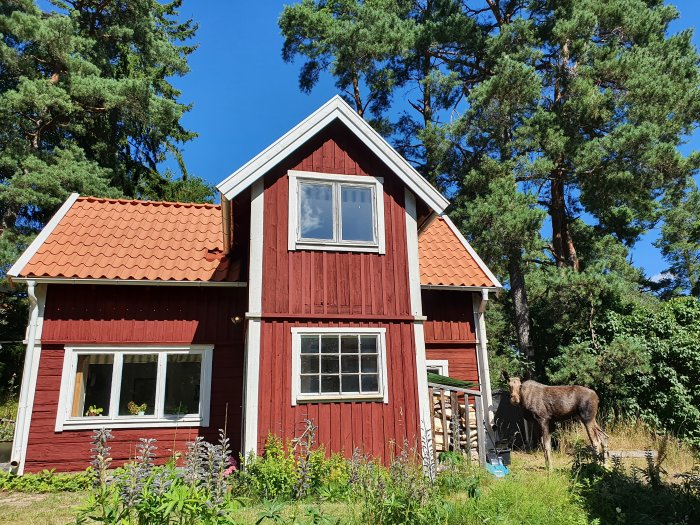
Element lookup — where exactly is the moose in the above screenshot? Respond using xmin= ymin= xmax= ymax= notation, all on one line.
xmin=503 ymin=372 xmax=607 ymax=471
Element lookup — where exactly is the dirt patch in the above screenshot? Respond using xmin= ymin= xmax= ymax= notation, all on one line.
xmin=0 ymin=492 xmax=47 ymax=507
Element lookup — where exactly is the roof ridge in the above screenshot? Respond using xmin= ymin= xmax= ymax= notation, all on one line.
xmin=78 ymin=196 xmax=221 ymax=210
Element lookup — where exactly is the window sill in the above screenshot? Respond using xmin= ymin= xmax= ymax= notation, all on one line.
xmin=295 ymin=393 xmax=387 ymax=405
xmin=292 ymin=242 xmax=383 ymax=254
xmin=59 ymin=416 xmax=206 ymax=431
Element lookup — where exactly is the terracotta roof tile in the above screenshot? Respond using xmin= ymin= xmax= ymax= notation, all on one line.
xmin=20 ymin=197 xmax=238 ymax=282
xmin=418 ymin=217 xmax=496 ymax=288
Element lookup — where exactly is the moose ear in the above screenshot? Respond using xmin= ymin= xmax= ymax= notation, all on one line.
xmin=501 ymin=370 xmax=510 ymax=382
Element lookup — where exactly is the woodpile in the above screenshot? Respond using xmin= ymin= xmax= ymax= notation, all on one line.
xmin=431 ymin=390 xmax=478 ymax=459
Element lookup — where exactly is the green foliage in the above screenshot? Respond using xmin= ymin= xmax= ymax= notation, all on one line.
xmin=549 ymin=296 xmax=700 ymax=446
xmin=573 ymin=447 xmax=700 ymax=525
xmin=0 ymin=468 xmax=92 ymax=492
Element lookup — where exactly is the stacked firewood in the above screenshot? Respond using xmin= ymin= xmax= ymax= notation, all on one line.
xmin=431 ymin=392 xmax=478 ymax=459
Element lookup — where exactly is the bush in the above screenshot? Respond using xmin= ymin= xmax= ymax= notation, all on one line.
xmin=75 ymin=429 xmax=243 ymax=525
xmin=0 ymin=468 xmax=92 ymax=492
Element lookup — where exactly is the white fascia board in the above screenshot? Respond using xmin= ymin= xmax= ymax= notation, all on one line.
xmin=7 ymin=193 xmax=80 ymax=279
xmin=10 ymin=277 xmax=247 ymax=287
xmin=217 ymin=96 xmax=450 ymax=214
xmin=441 ymin=215 xmax=503 ymax=288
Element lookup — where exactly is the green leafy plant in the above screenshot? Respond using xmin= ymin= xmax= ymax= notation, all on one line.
xmin=85 ymin=405 xmax=104 ymax=417
xmin=0 ymin=469 xmax=92 ymax=493
xmin=127 ymin=401 xmax=148 ymax=415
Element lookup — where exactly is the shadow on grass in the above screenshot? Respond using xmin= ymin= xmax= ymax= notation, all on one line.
xmin=574 ymin=460 xmax=700 ymax=525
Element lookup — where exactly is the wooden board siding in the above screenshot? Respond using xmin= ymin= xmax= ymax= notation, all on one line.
xmin=423 ymin=290 xmax=479 ymax=385
xmin=25 ymin=284 xmax=246 ymax=473
xmin=256 ymin=123 xmax=420 ymax=463
xmin=257 ymin=320 xmax=420 ymax=462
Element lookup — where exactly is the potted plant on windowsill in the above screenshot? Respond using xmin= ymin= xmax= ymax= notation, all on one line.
xmin=85 ymin=405 xmax=104 ymax=417
xmin=128 ymin=401 xmax=147 ymax=416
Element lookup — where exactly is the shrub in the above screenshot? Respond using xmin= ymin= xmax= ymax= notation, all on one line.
xmin=240 ymin=435 xmax=298 ymax=501
xmin=0 ymin=468 xmax=92 ymax=492
xmin=75 ymin=428 xmax=243 ymax=525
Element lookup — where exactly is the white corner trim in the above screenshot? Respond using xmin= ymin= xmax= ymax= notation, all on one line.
xmin=54 ymin=345 xmax=213 ymax=432
xmin=290 ymin=327 xmax=389 ymax=406
xmin=8 ymin=193 xmax=80 ymax=278
xmin=287 ymin=170 xmax=385 ymax=254
xmin=405 ymin=188 xmax=432 ymax=448
xmin=425 ymin=359 xmax=450 ymax=377
xmin=243 ymin=179 xmax=265 ymax=458
xmin=472 ymin=293 xmax=494 ymax=426
xmin=12 ymin=282 xmax=47 ymax=474
xmin=217 ymin=96 xmax=449 ymax=214
xmin=441 ymin=215 xmax=503 ymax=289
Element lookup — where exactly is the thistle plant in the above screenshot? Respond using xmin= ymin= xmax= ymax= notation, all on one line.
xmin=292 ymin=418 xmax=318 ymax=499
xmin=118 ymin=438 xmax=157 ymax=509
xmin=184 ymin=436 xmax=206 ymax=487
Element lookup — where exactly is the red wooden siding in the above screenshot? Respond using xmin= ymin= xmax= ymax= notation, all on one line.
xmin=422 ymin=290 xmax=479 ymax=385
xmin=25 ymin=284 xmax=246 ymax=473
xmin=257 ymin=321 xmax=420 ymax=461
xmin=257 ymin=123 xmax=420 ymax=462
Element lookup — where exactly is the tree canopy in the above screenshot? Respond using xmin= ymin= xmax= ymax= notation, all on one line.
xmin=280 ymin=0 xmax=700 ymax=438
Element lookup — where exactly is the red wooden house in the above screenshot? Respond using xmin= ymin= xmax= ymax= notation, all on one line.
xmin=7 ymin=97 xmax=501 ymax=474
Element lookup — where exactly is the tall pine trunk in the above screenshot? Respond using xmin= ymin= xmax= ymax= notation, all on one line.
xmin=508 ymin=250 xmax=533 ymax=359
xmin=550 ymin=169 xmax=579 ymax=270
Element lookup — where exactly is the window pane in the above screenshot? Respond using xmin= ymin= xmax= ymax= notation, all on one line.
xmin=341 ymin=186 xmax=374 ymax=242
xmin=361 ymin=355 xmax=378 ymax=373
xmin=301 ymin=355 xmax=319 ymax=373
xmin=164 ymin=354 xmax=201 ymax=416
xmin=341 ymin=374 xmax=360 ymax=393
xmin=301 ymin=375 xmax=319 ymax=394
xmin=72 ymin=354 xmax=113 ymax=417
xmin=341 ymin=355 xmax=359 ymax=373
xmin=361 ymin=374 xmax=379 ymax=393
xmin=119 ymin=354 xmax=157 ymax=416
xmin=299 ymin=183 xmax=333 ymax=240
xmin=320 ymin=336 xmax=339 ymax=353
xmin=321 ymin=375 xmax=340 ymax=393
xmin=321 ymin=355 xmax=339 ymax=373
xmin=301 ymin=336 xmax=319 ymax=354
xmin=340 ymin=335 xmax=358 ymax=353
xmin=360 ymin=336 xmax=377 ymax=353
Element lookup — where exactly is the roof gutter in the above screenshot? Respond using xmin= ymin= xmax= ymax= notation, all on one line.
xmin=420 ymin=284 xmax=501 ymax=292
xmin=10 ymin=277 xmax=247 ymax=287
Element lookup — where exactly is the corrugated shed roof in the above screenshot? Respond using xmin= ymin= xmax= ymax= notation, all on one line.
xmin=19 ymin=197 xmax=239 ymax=282
xmin=418 ymin=216 xmax=497 ymax=288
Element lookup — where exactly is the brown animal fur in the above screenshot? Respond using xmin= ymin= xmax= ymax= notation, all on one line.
xmin=505 ymin=375 xmax=607 ymax=471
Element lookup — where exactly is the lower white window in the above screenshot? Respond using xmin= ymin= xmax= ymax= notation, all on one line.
xmin=291 ymin=327 xmax=388 ymax=405
xmin=426 ymin=359 xmax=449 ymax=377
xmin=56 ymin=345 xmax=213 ymax=431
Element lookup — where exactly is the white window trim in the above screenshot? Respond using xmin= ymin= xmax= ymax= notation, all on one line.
xmin=291 ymin=327 xmax=388 ymax=405
xmin=426 ymin=359 xmax=450 ymax=377
xmin=55 ymin=345 xmax=213 ymax=431
xmin=287 ymin=170 xmax=386 ymax=254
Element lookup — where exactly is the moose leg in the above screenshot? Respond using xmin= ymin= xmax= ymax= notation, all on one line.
xmin=582 ymin=419 xmax=600 ymax=455
xmin=537 ymin=418 xmax=552 ymax=471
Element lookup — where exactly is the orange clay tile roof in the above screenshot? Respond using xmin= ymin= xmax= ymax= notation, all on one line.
xmin=19 ymin=197 xmax=238 ymax=282
xmin=418 ymin=216 xmax=497 ymax=288
xmin=18 ymin=197 xmax=496 ymax=287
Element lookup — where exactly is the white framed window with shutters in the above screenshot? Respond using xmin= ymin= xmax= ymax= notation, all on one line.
xmin=287 ymin=170 xmax=385 ymax=253
xmin=54 ymin=345 xmax=213 ymax=431
xmin=291 ymin=327 xmax=389 ymax=405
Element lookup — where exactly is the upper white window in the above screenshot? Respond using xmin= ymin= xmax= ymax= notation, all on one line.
xmin=426 ymin=359 xmax=449 ymax=377
xmin=291 ymin=327 xmax=388 ymax=405
xmin=55 ymin=345 xmax=213 ymax=431
xmin=288 ymin=171 xmax=386 ymax=253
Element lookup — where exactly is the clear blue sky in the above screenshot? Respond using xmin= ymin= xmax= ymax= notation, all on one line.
xmin=170 ymin=2 xmax=698 ymax=278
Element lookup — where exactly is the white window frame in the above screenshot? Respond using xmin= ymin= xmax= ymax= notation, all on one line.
xmin=291 ymin=327 xmax=389 ymax=405
xmin=55 ymin=345 xmax=213 ymax=431
xmin=288 ymin=170 xmax=386 ymax=254
xmin=426 ymin=359 xmax=450 ymax=377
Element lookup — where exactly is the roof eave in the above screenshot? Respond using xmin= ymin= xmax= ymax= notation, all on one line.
xmin=216 ymin=96 xmax=449 ymax=214
xmin=9 ymin=277 xmax=247 ymax=287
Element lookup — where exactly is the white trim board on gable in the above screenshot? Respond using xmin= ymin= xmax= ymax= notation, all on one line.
xmin=8 ymin=193 xmax=80 ymax=279
xmin=217 ymin=96 xmax=450 ymax=214
xmin=440 ymin=215 xmax=503 ymax=289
